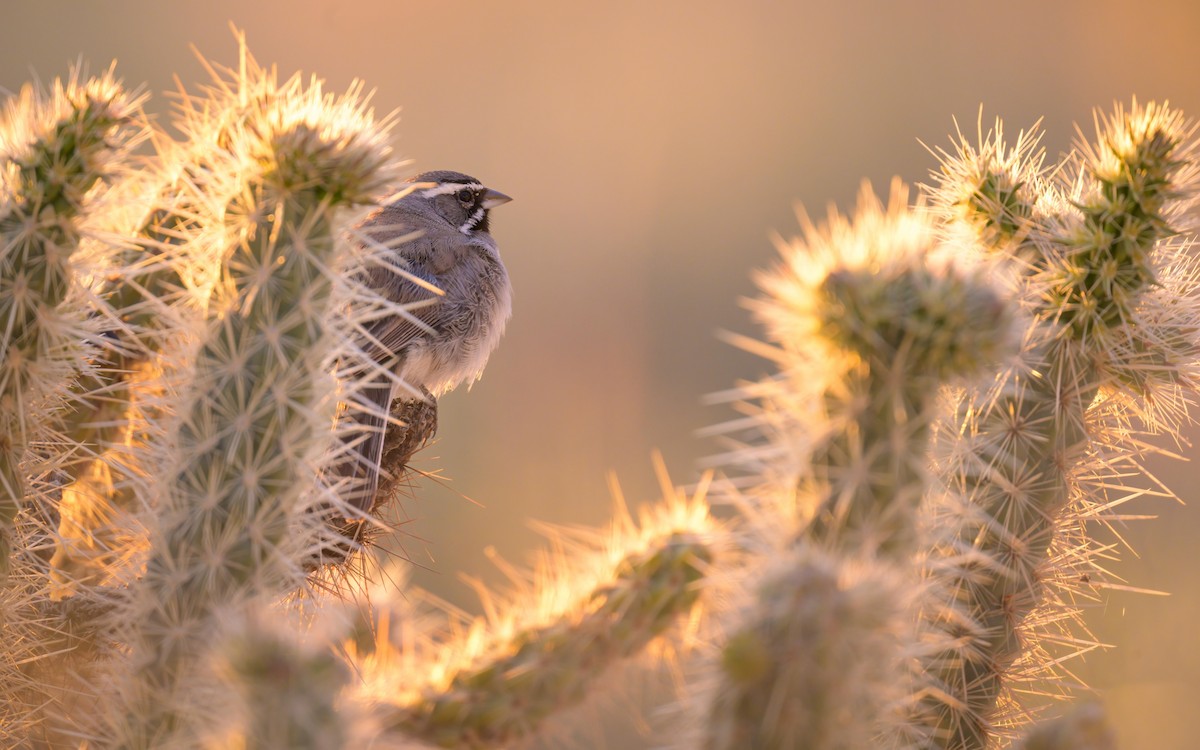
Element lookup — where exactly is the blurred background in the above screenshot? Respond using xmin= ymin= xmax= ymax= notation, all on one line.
xmin=4 ymin=2 xmax=1200 ymax=746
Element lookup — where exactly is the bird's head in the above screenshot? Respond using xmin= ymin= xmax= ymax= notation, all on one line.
xmin=408 ymin=170 xmax=512 ymax=235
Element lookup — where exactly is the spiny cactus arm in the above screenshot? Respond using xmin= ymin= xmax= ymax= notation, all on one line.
xmin=48 ymin=178 xmax=211 ymax=594
xmin=919 ymin=101 xmax=1200 ymax=748
xmin=0 ymin=69 xmax=141 ymax=581
xmin=1048 ymin=101 xmax=1198 ymax=338
xmin=702 ymin=181 xmax=1013 ymax=749
xmin=111 ymin=50 xmax=399 ymax=748
xmin=1053 ymin=102 xmax=1200 ymax=406
xmin=0 ymin=584 xmax=111 ymax=746
xmin=927 ymin=115 xmax=1053 ymax=271
xmin=356 ymin=487 xmax=714 ymax=750
xmin=384 ymin=533 xmax=711 ymax=749
xmin=749 ymin=180 xmax=1012 ymax=556
xmin=917 ymin=341 xmax=1092 ymax=747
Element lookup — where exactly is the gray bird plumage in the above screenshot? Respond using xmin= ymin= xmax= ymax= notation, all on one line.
xmin=338 ymin=170 xmax=512 ymax=512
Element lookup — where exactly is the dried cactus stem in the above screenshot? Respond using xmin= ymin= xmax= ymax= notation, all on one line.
xmin=376 ymin=394 xmax=439 ymax=501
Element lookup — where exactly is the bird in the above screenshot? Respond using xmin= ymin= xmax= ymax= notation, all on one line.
xmin=337 ymin=170 xmax=513 ymax=514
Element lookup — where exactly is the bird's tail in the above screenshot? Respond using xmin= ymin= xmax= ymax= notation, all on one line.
xmin=333 ymin=376 xmax=394 ymax=515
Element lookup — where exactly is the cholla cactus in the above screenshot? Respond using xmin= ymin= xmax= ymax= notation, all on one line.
xmin=108 ymin=49 xmax=401 ymax=746
xmin=762 ymin=182 xmax=1013 ymax=555
xmin=356 ymin=475 xmax=717 ymax=749
xmin=47 ymin=157 xmax=200 ymax=597
xmin=917 ymin=102 xmax=1200 ymax=747
xmin=703 ymin=546 xmax=913 ymax=749
xmin=0 ymin=69 xmax=148 ymax=746
xmin=0 ymin=69 xmax=143 ymax=580
xmin=700 ymin=183 xmax=1013 ymax=749
xmin=387 ymin=531 xmax=712 ymax=749
xmin=0 ymin=35 xmax=1197 ymax=750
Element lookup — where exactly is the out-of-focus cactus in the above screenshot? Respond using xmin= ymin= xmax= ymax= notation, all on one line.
xmin=215 ymin=612 xmax=352 ymax=750
xmin=0 ymin=69 xmax=142 ymax=581
xmin=775 ymin=183 xmax=1012 ymax=556
xmin=388 ymin=532 xmax=710 ymax=748
xmin=47 ymin=170 xmax=200 ymax=597
xmin=703 ymin=546 xmax=913 ymax=749
xmin=700 ymin=183 xmax=1013 ymax=749
xmin=0 ymin=36 xmax=1196 ymax=750
xmin=1012 ymin=704 xmax=1116 ymax=750
xmin=356 ymin=479 xmax=716 ymax=749
xmin=0 ymin=69 xmax=148 ymax=746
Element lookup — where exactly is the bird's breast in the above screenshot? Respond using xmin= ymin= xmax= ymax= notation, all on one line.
xmin=403 ymin=240 xmax=512 ymax=395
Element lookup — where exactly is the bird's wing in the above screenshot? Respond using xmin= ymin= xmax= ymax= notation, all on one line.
xmin=334 ymin=230 xmax=450 ymax=520
xmin=356 ymin=237 xmax=447 ymax=367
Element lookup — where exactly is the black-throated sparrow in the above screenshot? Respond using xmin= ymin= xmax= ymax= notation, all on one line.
xmin=338 ymin=170 xmax=512 ymax=512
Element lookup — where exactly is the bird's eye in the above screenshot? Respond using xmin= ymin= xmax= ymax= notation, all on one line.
xmin=456 ymin=188 xmax=475 ymax=204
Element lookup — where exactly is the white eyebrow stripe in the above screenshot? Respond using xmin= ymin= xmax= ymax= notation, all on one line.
xmin=420 ymin=182 xmax=484 ymax=198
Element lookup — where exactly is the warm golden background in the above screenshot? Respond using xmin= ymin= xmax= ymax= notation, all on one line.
xmin=5 ymin=2 xmax=1200 ymax=746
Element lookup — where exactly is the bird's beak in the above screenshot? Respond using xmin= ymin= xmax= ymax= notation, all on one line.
xmin=481 ymin=188 xmax=513 ymax=209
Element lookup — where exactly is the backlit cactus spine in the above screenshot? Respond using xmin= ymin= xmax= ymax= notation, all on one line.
xmin=918 ymin=102 xmax=1200 ymax=747
xmin=111 ymin=54 xmax=399 ymax=747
